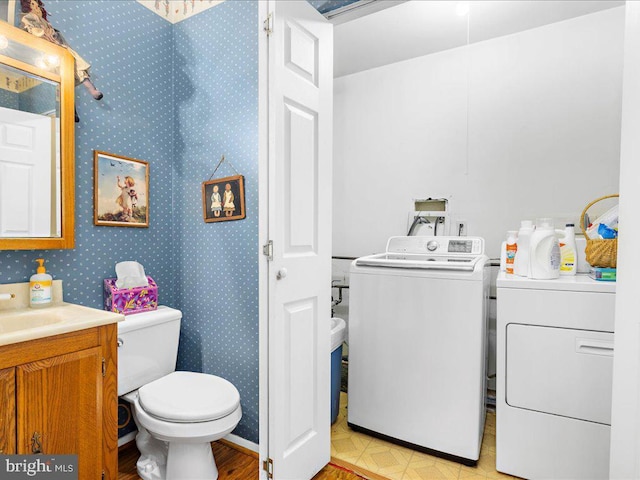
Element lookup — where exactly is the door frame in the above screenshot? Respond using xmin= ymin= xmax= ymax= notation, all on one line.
xmin=258 ymin=1 xmax=270 ymax=479
xmin=609 ymin=2 xmax=640 ymax=477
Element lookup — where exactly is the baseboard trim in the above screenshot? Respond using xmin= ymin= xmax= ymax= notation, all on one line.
xmin=222 ymin=434 xmax=259 ymax=456
xmin=118 ymin=432 xmax=137 ymax=449
xmin=116 ymin=430 xmax=258 ymax=458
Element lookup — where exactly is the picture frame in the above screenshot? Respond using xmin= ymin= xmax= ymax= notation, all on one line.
xmin=202 ymin=174 xmax=246 ymax=223
xmin=93 ymin=150 xmax=149 ymax=228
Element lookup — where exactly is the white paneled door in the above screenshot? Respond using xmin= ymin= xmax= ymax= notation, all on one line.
xmin=267 ymin=1 xmax=333 ymax=479
xmin=0 ymin=107 xmax=52 ymax=237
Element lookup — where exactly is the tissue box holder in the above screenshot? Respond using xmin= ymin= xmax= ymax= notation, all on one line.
xmin=103 ymin=276 xmax=158 ymax=315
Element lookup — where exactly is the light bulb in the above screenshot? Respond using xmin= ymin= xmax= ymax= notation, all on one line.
xmin=45 ymin=54 xmax=59 ymax=67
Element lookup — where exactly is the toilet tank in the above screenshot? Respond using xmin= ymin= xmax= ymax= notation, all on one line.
xmin=117 ymin=306 xmax=182 ymax=396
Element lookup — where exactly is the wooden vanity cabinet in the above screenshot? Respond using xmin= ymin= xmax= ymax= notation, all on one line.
xmin=0 ymin=324 xmax=117 ymax=479
xmin=0 ymin=367 xmax=16 ymax=454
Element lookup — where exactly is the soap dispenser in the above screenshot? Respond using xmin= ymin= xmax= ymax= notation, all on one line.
xmin=30 ymin=258 xmax=52 ymax=308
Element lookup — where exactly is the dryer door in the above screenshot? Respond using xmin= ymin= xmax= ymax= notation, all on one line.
xmin=506 ymin=323 xmax=614 ymax=425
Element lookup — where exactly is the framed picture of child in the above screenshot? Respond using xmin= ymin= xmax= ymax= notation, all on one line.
xmin=93 ymin=151 xmax=149 ymax=227
xmin=202 ymin=174 xmax=245 ymax=223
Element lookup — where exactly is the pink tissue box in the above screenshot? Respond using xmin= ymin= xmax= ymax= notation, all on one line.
xmin=103 ymin=276 xmax=158 ymax=315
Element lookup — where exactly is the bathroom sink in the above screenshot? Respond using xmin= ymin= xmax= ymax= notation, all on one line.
xmin=0 ymin=303 xmax=123 ymax=346
xmin=0 ymin=308 xmax=64 ymax=333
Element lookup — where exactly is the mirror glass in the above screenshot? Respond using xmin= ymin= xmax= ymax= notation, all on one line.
xmin=0 ymin=63 xmax=60 ymax=237
xmin=0 ymin=22 xmax=74 ymax=249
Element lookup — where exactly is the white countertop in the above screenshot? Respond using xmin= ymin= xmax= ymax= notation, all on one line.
xmin=497 ymin=271 xmax=616 ymax=293
xmin=0 ymin=302 xmax=124 ymax=347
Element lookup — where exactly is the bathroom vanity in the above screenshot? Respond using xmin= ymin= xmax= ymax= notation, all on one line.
xmin=0 ymin=297 xmax=122 ymax=480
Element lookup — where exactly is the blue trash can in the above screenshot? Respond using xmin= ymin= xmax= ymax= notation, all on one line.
xmin=330 ymin=317 xmax=346 ymax=424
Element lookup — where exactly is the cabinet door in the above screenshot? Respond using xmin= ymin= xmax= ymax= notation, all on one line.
xmin=0 ymin=367 xmax=15 ymax=454
xmin=16 ymin=347 xmax=103 ymax=479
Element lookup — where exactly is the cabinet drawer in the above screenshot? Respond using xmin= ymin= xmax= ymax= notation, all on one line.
xmin=506 ymin=324 xmax=613 ymax=425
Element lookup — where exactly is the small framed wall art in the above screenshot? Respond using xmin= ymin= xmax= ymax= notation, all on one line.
xmin=94 ymin=150 xmax=149 ymax=227
xmin=202 ymin=174 xmax=246 ymax=223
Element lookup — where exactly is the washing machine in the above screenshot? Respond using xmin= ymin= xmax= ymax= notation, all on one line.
xmin=496 ymin=272 xmax=616 ymax=479
xmin=348 ymin=236 xmax=490 ymax=465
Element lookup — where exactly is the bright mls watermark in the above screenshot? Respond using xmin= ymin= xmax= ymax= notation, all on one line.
xmin=0 ymin=455 xmax=77 ymax=479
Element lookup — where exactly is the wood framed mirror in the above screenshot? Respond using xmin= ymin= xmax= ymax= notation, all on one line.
xmin=0 ymin=21 xmax=75 ymax=250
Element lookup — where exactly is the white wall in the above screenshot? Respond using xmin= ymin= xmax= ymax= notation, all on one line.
xmin=333 ymin=7 xmax=624 ymax=259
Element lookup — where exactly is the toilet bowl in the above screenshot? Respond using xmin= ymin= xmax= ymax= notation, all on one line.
xmin=117 ymin=307 xmax=242 ymax=480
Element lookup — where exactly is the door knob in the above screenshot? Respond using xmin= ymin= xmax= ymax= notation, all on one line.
xmin=276 ymin=268 xmax=288 ymax=280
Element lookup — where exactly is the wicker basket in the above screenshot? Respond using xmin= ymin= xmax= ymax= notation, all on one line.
xmin=580 ymin=194 xmax=619 ymax=268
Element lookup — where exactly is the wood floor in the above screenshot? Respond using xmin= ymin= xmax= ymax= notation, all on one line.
xmin=118 ymin=440 xmax=366 ymax=480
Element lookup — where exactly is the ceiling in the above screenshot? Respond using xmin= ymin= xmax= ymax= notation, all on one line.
xmin=333 ymin=0 xmax=625 ymax=77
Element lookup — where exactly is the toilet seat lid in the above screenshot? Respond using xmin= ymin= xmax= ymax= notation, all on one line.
xmin=138 ymin=371 xmax=240 ymax=423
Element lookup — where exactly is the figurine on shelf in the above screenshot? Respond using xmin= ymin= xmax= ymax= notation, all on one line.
xmin=19 ymin=0 xmax=103 ymax=121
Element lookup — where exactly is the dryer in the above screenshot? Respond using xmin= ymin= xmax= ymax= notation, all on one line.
xmin=348 ymin=236 xmax=490 ymax=465
xmin=496 ymin=273 xmax=616 ymax=479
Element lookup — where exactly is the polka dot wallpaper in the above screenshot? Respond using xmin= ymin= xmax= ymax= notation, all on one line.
xmin=0 ymin=89 xmax=19 ymax=110
xmin=0 ymin=0 xmax=260 ymax=443
xmin=173 ymin=1 xmax=259 ymax=443
xmin=0 ymin=1 xmax=176 ymax=309
xmin=20 ymin=82 xmax=58 ymax=116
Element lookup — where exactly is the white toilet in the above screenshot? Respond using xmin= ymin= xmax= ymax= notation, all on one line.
xmin=117 ymin=306 xmax=242 ymax=480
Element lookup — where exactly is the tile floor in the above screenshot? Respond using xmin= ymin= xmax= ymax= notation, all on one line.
xmin=331 ymin=393 xmax=520 ymax=480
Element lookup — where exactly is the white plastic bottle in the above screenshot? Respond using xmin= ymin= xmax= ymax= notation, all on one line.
xmin=529 ymin=218 xmax=561 ymax=280
xmin=505 ymin=230 xmax=518 ymax=275
xmin=30 ymin=258 xmax=52 ymax=308
xmin=514 ymin=220 xmax=534 ymax=277
xmin=557 ymin=223 xmax=577 ymax=276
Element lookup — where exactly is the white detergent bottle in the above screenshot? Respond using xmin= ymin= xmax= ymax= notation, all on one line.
xmin=557 ymin=223 xmax=577 ymax=276
xmin=529 ymin=218 xmax=561 ymax=280
xmin=514 ymin=220 xmax=534 ymax=277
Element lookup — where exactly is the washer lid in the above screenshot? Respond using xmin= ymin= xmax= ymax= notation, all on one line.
xmin=138 ymin=371 xmax=240 ymax=423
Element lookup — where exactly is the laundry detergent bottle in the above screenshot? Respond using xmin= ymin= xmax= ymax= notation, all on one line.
xmin=514 ymin=220 xmax=534 ymax=277
xmin=505 ymin=230 xmax=518 ymax=275
xmin=529 ymin=218 xmax=561 ymax=280
xmin=557 ymin=223 xmax=577 ymax=276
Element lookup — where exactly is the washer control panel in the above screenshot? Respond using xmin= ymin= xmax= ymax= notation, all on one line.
xmin=386 ymin=236 xmax=485 ymax=256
